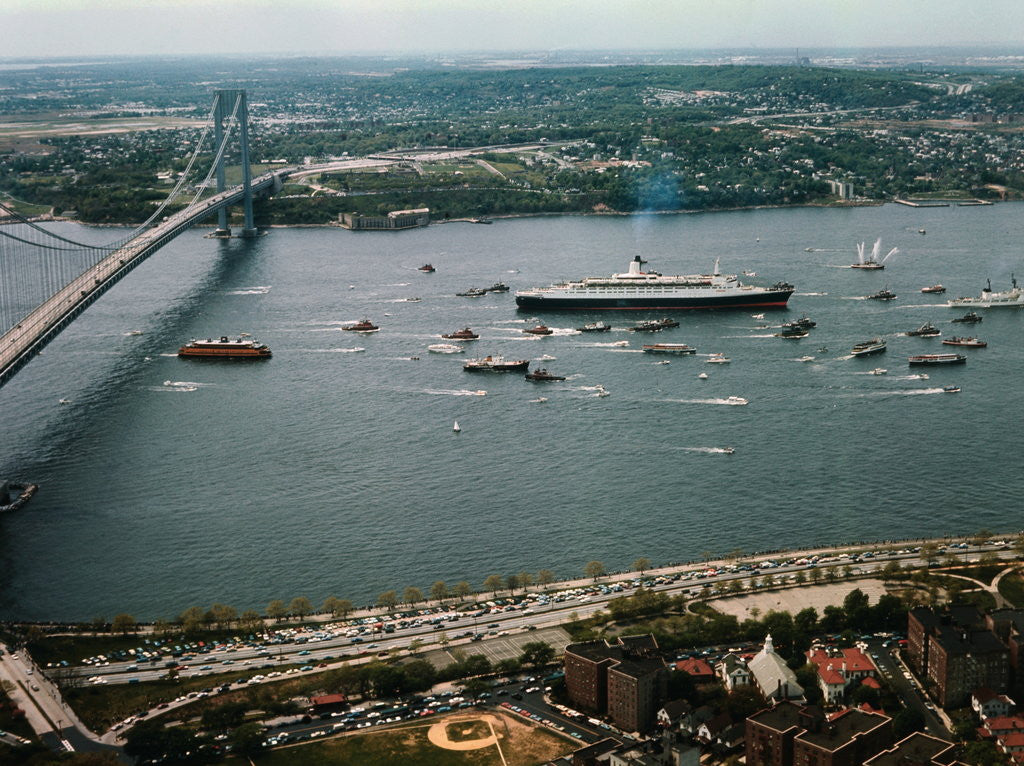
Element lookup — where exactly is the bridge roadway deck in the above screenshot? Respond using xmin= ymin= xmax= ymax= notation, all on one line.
xmin=0 ymin=170 xmax=292 ymax=388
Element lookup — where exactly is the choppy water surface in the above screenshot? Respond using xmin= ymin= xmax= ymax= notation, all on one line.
xmin=2 ymin=204 xmax=1022 ymax=620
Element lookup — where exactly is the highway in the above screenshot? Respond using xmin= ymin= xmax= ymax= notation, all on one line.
xmin=60 ymin=539 xmax=1015 ymax=691
xmin=12 ymin=536 xmax=1016 ymax=748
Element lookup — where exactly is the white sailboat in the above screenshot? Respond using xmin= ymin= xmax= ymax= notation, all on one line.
xmin=453 ymin=420 xmax=461 ymax=433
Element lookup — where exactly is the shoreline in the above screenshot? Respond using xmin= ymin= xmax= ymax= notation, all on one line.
xmin=0 ymin=528 xmax=1009 ymax=627
xmin=28 ymin=198 xmax=890 ymax=229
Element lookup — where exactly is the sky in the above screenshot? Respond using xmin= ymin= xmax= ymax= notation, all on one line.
xmin=4 ymin=0 xmax=1024 ymax=59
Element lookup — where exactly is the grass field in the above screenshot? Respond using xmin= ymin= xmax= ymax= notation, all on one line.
xmin=249 ymin=711 xmax=572 ymax=766
xmin=999 ymin=571 xmax=1024 ymax=607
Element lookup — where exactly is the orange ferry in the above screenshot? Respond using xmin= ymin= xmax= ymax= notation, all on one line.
xmin=178 ymin=336 xmax=272 ymax=359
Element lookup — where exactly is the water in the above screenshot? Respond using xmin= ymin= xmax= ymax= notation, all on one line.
xmin=1 ymin=204 xmax=1021 ymax=621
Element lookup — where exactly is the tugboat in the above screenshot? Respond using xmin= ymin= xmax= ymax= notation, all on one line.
xmin=178 ymin=336 xmax=273 ymax=358
xmin=851 ymin=238 xmax=896 ymax=269
xmin=942 ymin=336 xmax=987 ymax=348
xmin=343 ymin=319 xmax=379 ymax=333
xmin=418 ymin=264 xmax=436 ymax=273
xmin=654 ymin=318 xmax=680 ymax=329
xmin=525 ymin=368 xmax=567 ymax=381
xmin=866 ymin=289 xmax=897 ymax=301
xmin=921 ymin=285 xmax=946 ymax=294
xmin=456 ymin=287 xmax=488 ymax=297
xmin=486 ymin=283 xmax=510 ymax=293
xmin=951 ymin=311 xmax=983 ymax=323
xmin=577 ymin=321 xmax=612 ymax=332
xmin=441 ymin=328 xmax=479 ymax=341
xmin=851 ymin=338 xmax=887 ymax=356
xmin=906 ymin=322 xmax=941 ymax=337
xmin=523 ymin=325 xmax=553 ymax=336
xmin=464 ymin=355 xmax=530 ymax=372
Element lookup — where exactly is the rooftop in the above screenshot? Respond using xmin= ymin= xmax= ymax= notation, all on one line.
xmin=796 ymin=708 xmax=890 ymax=750
xmin=864 ymin=732 xmax=958 ymax=766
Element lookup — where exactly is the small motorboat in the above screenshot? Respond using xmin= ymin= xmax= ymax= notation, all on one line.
xmin=775 ymin=327 xmax=809 ymax=339
xmin=524 ymin=325 xmax=553 ymax=336
xmin=698 ymin=372 xmax=709 ymax=379
xmin=418 ymin=264 xmax=436 ymax=272
xmin=344 ymin=318 xmax=379 ymax=333
xmin=943 ymin=385 xmax=961 ymax=393
xmin=725 ymin=396 xmax=748 ymax=405
xmin=428 ymin=344 xmax=464 ymax=354
xmin=785 ymin=316 xmax=816 ymax=329
xmin=921 ymin=285 xmax=946 ymax=294
xmin=531 ymin=397 xmax=548 ymax=403
xmin=595 ymin=386 xmax=610 ymax=398
xmin=525 ymin=368 xmax=566 ymax=382
xmin=906 ymin=322 xmax=940 ymax=337
xmin=642 ymin=343 xmax=695 ymax=354
xmin=951 ymin=311 xmax=983 ymax=323
xmin=942 ymin=336 xmax=987 ymax=348
xmin=870 ymin=368 xmax=887 ymax=375
xmin=706 ymin=353 xmax=731 ymax=364
xmin=58 ymin=398 xmax=72 ymax=404
xmin=722 ymin=447 xmax=736 ymax=454
xmin=798 ymin=356 xmax=816 ymax=363
xmin=577 ymin=321 xmax=612 ymax=332
xmin=442 ymin=328 xmax=479 ymax=340
xmin=751 ymin=313 xmax=765 ymax=320
xmin=866 ymin=289 xmax=897 ymax=301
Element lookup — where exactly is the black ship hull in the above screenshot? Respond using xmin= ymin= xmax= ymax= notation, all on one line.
xmin=515 ymin=288 xmax=794 ymax=311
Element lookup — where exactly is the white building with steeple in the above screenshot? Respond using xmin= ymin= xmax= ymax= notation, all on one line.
xmin=747 ymin=634 xmax=804 ymax=702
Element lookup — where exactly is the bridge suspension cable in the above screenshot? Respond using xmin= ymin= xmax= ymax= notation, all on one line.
xmin=0 ymin=93 xmax=243 ymax=338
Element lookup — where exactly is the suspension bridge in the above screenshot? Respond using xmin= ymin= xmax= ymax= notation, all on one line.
xmin=0 ymin=89 xmax=295 ymax=389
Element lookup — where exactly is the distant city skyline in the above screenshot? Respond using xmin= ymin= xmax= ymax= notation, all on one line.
xmin=4 ymin=0 xmax=1024 ymax=59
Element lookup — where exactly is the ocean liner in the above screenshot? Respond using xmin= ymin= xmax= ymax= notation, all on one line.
xmin=514 ymin=257 xmax=794 ymax=311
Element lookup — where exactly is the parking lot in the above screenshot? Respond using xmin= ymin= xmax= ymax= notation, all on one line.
xmin=422 ymin=627 xmax=572 ymax=670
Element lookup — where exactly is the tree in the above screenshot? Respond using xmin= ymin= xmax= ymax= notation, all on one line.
xmin=431 ymin=581 xmax=448 ymax=603
xmin=378 ymin=590 xmax=399 ymax=611
xmin=322 ymin=596 xmax=343 ymax=616
xmin=585 ymin=560 xmax=606 ymax=580
xmin=231 ymin=722 xmax=266 ymax=758
xmin=537 ymin=569 xmax=556 ymax=588
xmin=404 ymin=586 xmax=424 ymax=605
xmin=520 ymin=641 xmax=556 ymax=668
xmin=267 ymin=600 xmax=287 ymax=622
xmin=239 ymin=610 xmax=263 ymax=632
xmin=334 ymin=598 xmax=354 ymax=619
xmin=289 ymin=596 xmax=313 ymax=620
xmin=632 ymin=557 xmax=651 ymax=574
xmin=506 ymin=574 xmax=521 ymax=593
xmin=408 ymin=638 xmax=425 ymax=654
xmin=972 ymin=529 xmax=993 ymax=548
xmin=892 ymin=707 xmax=925 ymax=739
xmin=111 ymin=614 xmax=137 ymax=636
xmin=454 ymin=581 xmax=472 ymax=599
xmin=484 ymin=574 xmax=504 ymax=594
xmin=794 ymin=569 xmax=807 ymax=584
xmin=179 ymin=605 xmax=206 ymax=635
xmin=517 ymin=571 xmax=534 ymax=590
xmin=920 ymin=543 xmax=940 ymax=566
xmin=210 ymin=603 xmax=237 ymax=629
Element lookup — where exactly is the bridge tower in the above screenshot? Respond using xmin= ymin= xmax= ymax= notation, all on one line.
xmin=212 ymin=89 xmax=258 ymax=238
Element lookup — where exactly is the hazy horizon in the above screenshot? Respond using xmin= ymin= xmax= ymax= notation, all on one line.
xmin=5 ymin=0 xmax=1024 ymax=59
